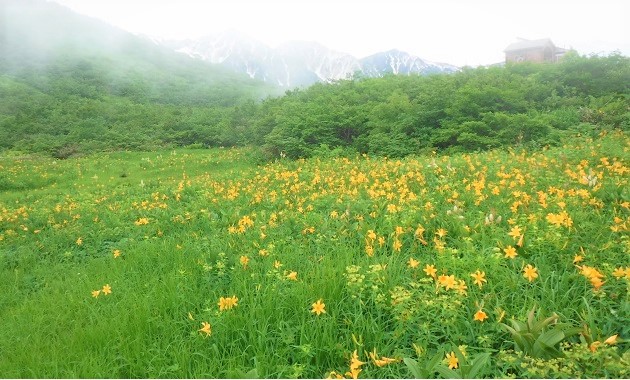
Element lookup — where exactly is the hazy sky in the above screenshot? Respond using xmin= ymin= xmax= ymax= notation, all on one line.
xmin=51 ymin=0 xmax=629 ymax=67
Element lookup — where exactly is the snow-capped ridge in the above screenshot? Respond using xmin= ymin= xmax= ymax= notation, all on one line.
xmin=156 ymin=32 xmax=459 ymax=87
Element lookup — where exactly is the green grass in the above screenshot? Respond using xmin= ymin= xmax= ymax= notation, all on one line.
xmin=0 ymin=134 xmax=628 ymax=378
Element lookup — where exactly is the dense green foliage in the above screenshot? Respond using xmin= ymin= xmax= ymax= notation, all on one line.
xmin=1 ymin=2 xmax=629 ymax=159
xmin=0 ymin=0 xmax=277 ymax=156
xmin=2 ymin=47 xmax=628 ymax=158
xmin=253 ymin=53 xmax=629 ymax=158
xmin=0 ymin=133 xmax=628 ymax=377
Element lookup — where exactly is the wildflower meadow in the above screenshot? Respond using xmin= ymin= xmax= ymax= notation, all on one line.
xmin=0 ymin=132 xmax=628 ymax=378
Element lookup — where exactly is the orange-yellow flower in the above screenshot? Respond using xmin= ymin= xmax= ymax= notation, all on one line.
xmin=327 ymin=371 xmax=344 ymax=379
xmin=508 ymin=225 xmax=522 ymax=240
xmin=311 ymin=299 xmax=326 ymax=316
xmin=286 ymin=271 xmax=298 ymax=281
xmin=198 ymin=321 xmax=212 ymax=337
xmin=604 ymin=334 xmax=618 ymax=345
xmin=369 ymin=348 xmax=398 ymax=367
xmin=590 ymin=276 xmax=605 ymax=290
xmin=516 ymin=233 xmax=525 ymax=247
xmin=523 ymin=264 xmax=538 ymax=282
xmin=134 ymin=217 xmax=149 ymax=225
xmin=91 ymin=290 xmax=101 ymax=298
xmin=344 ymin=349 xmax=366 ymax=379
xmin=438 ymin=274 xmax=457 ymax=290
xmin=612 ymin=267 xmax=626 ymax=279
xmin=424 ymin=264 xmax=437 ymax=278
xmin=446 ymin=351 xmax=459 ymax=369
xmin=580 ymin=265 xmax=604 ymax=280
xmin=414 ymin=225 xmax=427 ymax=245
xmin=76 ymin=237 xmax=83 ymax=246
xmin=474 ymin=309 xmax=488 ymax=322
xmin=408 ymin=258 xmax=420 ymax=269
xmin=470 ymin=270 xmax=487 ymax=287
xmin=102 ymin=284 xmax=112 ymax=295
xmin=573 ymin=254 xmax=584 ymax=264
xmin=218 ymin=295 xmax=238 ymax=311
xmin=455 ymin=280 xmax=468 ymax=295
xmin=113 ymin=249 xmax=121 ymax=258
xmin=504 ymin=246 xmax=518 ymax=259
xmin=239 ymin=255 xmax=249 ymax=268
xmin=345 ymin=367 xmax=361 ymax=380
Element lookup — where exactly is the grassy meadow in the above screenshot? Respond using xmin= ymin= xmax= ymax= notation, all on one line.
xmin=0 ymin=132 xmax=628 ymax=378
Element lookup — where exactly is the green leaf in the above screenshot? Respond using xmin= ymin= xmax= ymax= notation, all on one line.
xmin=427 ymin=350 xmax=446 ymax=372
xmin=453 ymin=346 xmax=467 ymax=365
xmin=532 ymin=313 xmax=558 ymax=333
xmin=561 ymin=326 xmax=584 ymax=339
xmin=467 ymin=353 xmax=491 ymax=379
xmin=527 ymin=305 xmax=537 ymax=330
xmin=435 ymin=365 xmax=461 ymax=379
xmin=404 ymin=350 xmax=445 ymax=378
xmin=244 ymin=367 xmax=259 ymax=379
xmin=536 ymin=328 xmax=566 ymax=348
xmin=403 ymin=357 xmax=424 ymax=379
xmin=510 ymin=319 xmax=528 ymax=333
xmin=499 ymin=323 xmax=517 ymax=335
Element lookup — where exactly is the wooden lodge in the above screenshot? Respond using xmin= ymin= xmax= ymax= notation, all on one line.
xmin=504 ymin=38 xmax=568 ymax=63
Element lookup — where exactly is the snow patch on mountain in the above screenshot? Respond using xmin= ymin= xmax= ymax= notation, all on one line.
xmin=157 ymin=31 xmax=459 ymax=87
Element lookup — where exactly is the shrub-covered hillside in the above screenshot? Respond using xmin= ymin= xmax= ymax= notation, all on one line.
xmin=1 ymin=1 xmax=628 ymax=158
xmin=0 ymin=0 xmax=277 ymax=156
xmin=253 ymin=53 xmax=629 ymax=158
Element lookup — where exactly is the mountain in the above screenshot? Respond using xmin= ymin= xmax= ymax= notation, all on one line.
xmin=160 ymin=32 xmax=361 ymax=87
xmin=360 ymin=49 xmax=459 ymax=77
xmin=0 ymin=0 xmax=277 ymax=154
xmin=162 ymin=32 xmax=459 ymax=88
xmin=1 ymin=0 xmax=275 ymax=105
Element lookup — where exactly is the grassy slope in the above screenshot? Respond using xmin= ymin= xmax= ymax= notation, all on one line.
xmin=0 ymin=133 xmax=628 ymax=378
xmin=1 ymin=0 xmax=274 ymax=104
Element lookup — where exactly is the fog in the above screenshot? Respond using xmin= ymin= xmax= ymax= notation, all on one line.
xmin=49 ymin=0 xmax=630 ymax=67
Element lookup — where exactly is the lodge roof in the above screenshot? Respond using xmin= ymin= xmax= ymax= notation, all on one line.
xmin=504 ymin=38 xmax=555 ymax=52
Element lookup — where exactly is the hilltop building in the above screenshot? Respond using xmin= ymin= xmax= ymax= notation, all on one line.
xmin=504 ymin=38 xmax=568 ymax=63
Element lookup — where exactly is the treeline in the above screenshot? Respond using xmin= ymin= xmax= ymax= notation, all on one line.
xmin=251 ymin=52 xmax=629 ymax=158
xmin=1 ymin=52 xmax=628 ymax=158
xmin=1 ymin=0 xmax=275 ymax=157
xmin=0 ymin=51 xmax=273 ymax=156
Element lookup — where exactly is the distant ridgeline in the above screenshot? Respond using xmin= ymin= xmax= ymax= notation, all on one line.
xmin=1 ymin=0 xmax=628 ymax=158
xmin=161 ymin=32 xmax=460 ymax=88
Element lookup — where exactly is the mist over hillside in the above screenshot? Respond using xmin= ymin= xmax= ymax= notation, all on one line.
xmin=1 ymin=0 xmax=277 ymax=105
xmin=0 ymin=0 xmax=280 ymax=154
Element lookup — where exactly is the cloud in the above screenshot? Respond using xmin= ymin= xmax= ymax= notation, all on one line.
xmin=52 ymin=0 xmax=630 ymax=67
